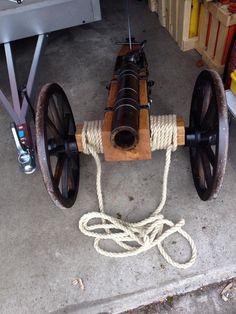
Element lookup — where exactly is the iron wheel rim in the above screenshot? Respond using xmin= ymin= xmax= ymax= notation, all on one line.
xmin=36 ymin=83 xmax=80 ymax=208
xmin=189 ymin=70 xmax=228 ymax=201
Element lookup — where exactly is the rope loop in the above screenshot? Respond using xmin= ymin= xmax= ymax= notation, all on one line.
xmin=78 ymin=114 xmax=197 ymax=269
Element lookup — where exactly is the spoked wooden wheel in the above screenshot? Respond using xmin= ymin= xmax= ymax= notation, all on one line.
xmin=36 ymin=83 xmax=80 ymax=209
xmin=188 ymin=70 xmax=228 ymax=201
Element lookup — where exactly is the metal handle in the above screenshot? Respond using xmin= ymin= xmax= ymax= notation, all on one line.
xmin=11 ymin=123 xmax=31 ymax=164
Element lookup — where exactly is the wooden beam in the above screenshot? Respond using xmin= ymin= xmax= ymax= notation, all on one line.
xmin=177 ymin=116 xmax=185 ymax=146
xmin=206 ymin=15 xmax=219 ymax=59
xmin=102 ymin=79 xmax=152 ymax=161
xmin=76 ymin=115 xmax=186 ymax=154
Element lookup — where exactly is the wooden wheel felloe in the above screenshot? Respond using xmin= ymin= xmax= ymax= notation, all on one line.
xmin=36 ymin=83 xmax=80 ymax=209
xmin=187 ymin=70 xmax=229 ymax=201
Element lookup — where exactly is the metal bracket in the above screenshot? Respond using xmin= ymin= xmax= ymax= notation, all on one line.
xmin=11 ymin=123 xmax=36 ymax=174
xmin=0 ymin=33 xmax=48 ymax=174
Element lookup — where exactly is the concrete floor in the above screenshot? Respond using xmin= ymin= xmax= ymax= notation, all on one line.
xmin=0 ymin=1 xmax=236 ymax=313
xmin=125 ymin=280 xmax=236 ymax=314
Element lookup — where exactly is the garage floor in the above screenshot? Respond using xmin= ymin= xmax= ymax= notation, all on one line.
xmin=0 ymin=1 xmax=236 ymax=313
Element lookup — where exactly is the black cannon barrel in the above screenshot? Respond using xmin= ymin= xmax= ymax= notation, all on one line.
xmin=111 ymin=62 xmax=140 ymax=150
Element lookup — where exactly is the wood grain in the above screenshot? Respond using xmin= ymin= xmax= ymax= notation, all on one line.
xmin=102 ymin=79 xmax=152 ymax=161
xmin=75 ymin=44 xmax=186 ymax=156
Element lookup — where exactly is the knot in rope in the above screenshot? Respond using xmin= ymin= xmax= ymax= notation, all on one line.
xmin=79 ymin=114 xmax=197 ymax=269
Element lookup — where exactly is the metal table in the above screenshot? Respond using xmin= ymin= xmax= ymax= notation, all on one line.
xmin=0 ymin=0 xmax=101 ymax=174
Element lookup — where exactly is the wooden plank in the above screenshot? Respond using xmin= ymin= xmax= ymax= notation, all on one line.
xmin=171 ymin=0 xmax=179 ymax=41
xmin=102 ymin=79 xmax=152 ymax=161
xmin=118 ymin=44 xmax=140 ymax=56
xmin=75 ymin=124 xmax=84 ymax=152
xmin=222 ymin=25 xmax=236 ymax=65
xmin=177 ymin=117 xmax=185 ymax=146
xmin=168 ymin=0 xmax=173 ymax=36
xmin=218 ymin=5 xmax=233 ymax=27
xmin=202 ymin=51 xmax=225 ymax=74
xmin=76 ymin=115 xmax=186 ymax=152
xmin=206 ymin=15 xmax=219 ymax=58
xmin=196 ymin=3 xmax=209 ymax=54
xmin=170 ymin=0 xmax=176 ymax=38
xmin=182 ymin=0 xmax=192 ymax=41
xmin=178 ymin=0 xmax=192 ymax=49
xmin=207 ymin=2 xmax=236 ymax=27
xmin=165 ymin=0 xmax=170 ymax=33
xmin=214 ymin=23 xmax=229 ymax=66
xmin=139 ymin=79 xmax=149 ymax=105
xmin=158 ymin=0 xmax=166 ymax=27
xmin=182 ymin=36 xmax=198 ymax=51
xmin=207 ymin=2 xmax=218 ymax=21
xmin=197 ymin=2 xmax=236 ymax=70
xmin=177 ymin=0 xmax=185 ymax=47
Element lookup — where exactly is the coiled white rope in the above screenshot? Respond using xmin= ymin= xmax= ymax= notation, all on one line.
xmin=78 ymin=115 xmax=197 ymax=269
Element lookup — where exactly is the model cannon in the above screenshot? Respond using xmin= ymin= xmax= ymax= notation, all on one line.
xmin=36 ymin=42 xmax=229 ymax=209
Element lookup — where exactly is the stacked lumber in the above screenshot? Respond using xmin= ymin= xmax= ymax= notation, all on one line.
xmin=196 ymin=1 xmax=236 ymax=74
xmin=153 ymin=0 xmax=205 ymax=51
xmin=148 ymin=1 xmax=236 ymax=74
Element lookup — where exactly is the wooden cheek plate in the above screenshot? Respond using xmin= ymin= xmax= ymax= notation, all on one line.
xmin=76 ymin=78 xmax=185 ymax=161
xmin=76 ymin=45 xmax=185 ymax=161
xmin=102 ymin=79 xmax=152 ymax=161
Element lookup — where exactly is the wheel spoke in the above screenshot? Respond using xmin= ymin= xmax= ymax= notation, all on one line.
xmin=55 ymin=92 xmax=65 ymax=117
xmin=68 ymin=160 xmax=76 ymax=192
xmin=64 ymin=113 xmax=71 ymax=134
xmin=47 ymin=117 xmax=64 ymax=139
xmin=201 ymin=98 xmax=216 ymax=129
xmin=61 ymin=157 xmax=69 ymax=198
xmin=49 ymin=97 xmax=65 ymax=133
xmin=199 ymin=147 xmax=213 ymax=189
xmin=200 ymin=84 xmax=212 ymax=123
xmin=53 ymin=94 xmax=64 ymax=117
xmin=192 ymin=83 xmax=211 ymax=127
xmin=202 ymin=145 xmax=215 ymax=166
xmin=54 ymin=155 xmax=65 ymax=187
xmin=195 ymin=148 xmax=206 ymax=189
xmin=192 ymin=103 xmax=201 ymax=128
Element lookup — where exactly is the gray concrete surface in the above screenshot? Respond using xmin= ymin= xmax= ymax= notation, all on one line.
xmin=124 ymin=280 xmax=236 ymax=314
xmin=0 ymin=1 xmax=236 ymax=313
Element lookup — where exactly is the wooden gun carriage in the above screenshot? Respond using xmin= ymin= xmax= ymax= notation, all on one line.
xmin=35 ymin=40 xmax=229 ymax=209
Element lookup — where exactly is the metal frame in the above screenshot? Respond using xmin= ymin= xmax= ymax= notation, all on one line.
xmin=0 ymin=34 xmax=47 ymax=173
xmin=0 ymin=34 xmax=47 ymax=123
xmin=0 ymin=0 xmax=101 ymax=174
xmin=0 ymin=0 xmax=101 ymax=44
